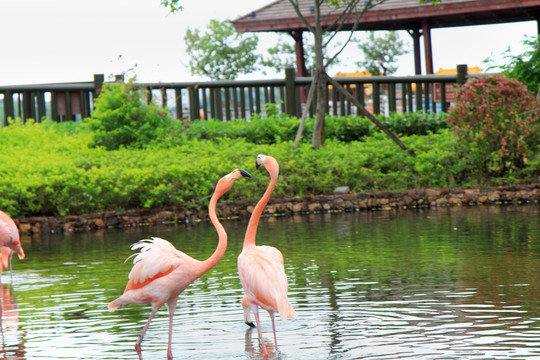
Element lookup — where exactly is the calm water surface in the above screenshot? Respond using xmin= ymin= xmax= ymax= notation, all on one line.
xmin=2 ymin=205 xmax=540 ymax=359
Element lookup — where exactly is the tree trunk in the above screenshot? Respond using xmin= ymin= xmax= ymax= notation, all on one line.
xmin=312 ymin=70 xmax=327 ymax=149
xmin=293 ymin=78 xmax=317 ymax=150
xmin=311 ymin=1 xmax=326 ymax=150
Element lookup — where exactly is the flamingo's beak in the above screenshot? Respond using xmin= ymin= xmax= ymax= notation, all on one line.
xmin=239 ymin=169 xmax=252 ymax=178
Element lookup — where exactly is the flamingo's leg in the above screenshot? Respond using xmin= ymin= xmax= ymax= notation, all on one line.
xmin=166 ymin=299 xmax=178 ymax=359
xmin=250 ymin=304 xmax=268 ymax=359
xmin=136 ymin=306 xmax=158 ymax=350
xmin=269 ymin=311 xmax=278 ymax=352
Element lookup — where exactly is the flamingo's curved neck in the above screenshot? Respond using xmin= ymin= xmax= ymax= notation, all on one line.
xmin=243 ymin=164 xmax=278 ymax=248
xmin=201 ymin=185 xmax=228 ymax=272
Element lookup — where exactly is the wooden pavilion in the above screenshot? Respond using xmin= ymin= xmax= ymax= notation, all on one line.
xmin=232 ymin=0 xmax=540 ymax=76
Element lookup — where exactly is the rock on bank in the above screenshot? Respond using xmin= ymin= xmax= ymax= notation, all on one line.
xmin=15 ymin=184 xmax=540 ymax=235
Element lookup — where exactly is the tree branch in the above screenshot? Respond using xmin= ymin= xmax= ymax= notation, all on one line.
xmin=324 ymin=72 xmax=414 ymax=155
xmin=293 ymin=74 xmax=318 ymax=150
xmin=324 ymin=0 xmax=389 ymax=67
xmin=289 ymin=0 xmax=315 ymax=33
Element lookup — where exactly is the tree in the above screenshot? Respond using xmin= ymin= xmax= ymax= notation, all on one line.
xmin=288 ymin=0 xmax=439 ymax=150
xmin=160 ymin=0 xmax=181 ymax=13
xmin=484 ymin=35 xmax=540 ymax=97
xmin=184 ymin=19 xmax=260 ymax=80
xmin=86 ymin=80 xmax=172 ymax=150
xmin=355 ymin=31 xmax=409 ymax=75
xmin=162 ymin=0 xmax=440 ymax=149
xmin=260 ymin=32 xmax=342 ymax=75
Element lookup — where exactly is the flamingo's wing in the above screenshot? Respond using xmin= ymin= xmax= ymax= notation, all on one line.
xmin=125 ymin=237 xmax=184 ymax=290
xmin=238 ymin=245 xmax=293 ymax=319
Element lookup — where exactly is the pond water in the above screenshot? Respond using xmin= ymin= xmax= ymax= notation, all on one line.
xmin=3 ymin=205 xmax=540 ymax=359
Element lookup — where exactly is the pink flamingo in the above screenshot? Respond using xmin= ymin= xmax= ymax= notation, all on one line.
xmin=0 ymin=210 xmax=25 ymax=334
xmin=109 ymin=168 xmax=251 ymax=359
xmin=238 ymin=155 xmax=295 ymax=358
xmin=0 ymin=211 xmax=25 ymax=269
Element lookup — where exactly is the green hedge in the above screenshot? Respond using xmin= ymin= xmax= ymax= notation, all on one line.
xmin=171 ymin=111 xmax=448 ymax=145
xmin=0 ymin=115 xmax=537 ymax=218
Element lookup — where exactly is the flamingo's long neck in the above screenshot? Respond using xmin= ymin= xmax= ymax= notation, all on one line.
xmin=201 ymin=185 xmax=228 ymax=272
xmin=243 ymin=163 xmax=278 ymax=248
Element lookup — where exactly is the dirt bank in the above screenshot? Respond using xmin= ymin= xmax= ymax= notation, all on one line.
xmin=15 ymin=183 xmax=540 ymax=235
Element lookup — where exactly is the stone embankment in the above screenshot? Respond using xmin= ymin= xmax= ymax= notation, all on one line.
xmin=15 ymin=183 xmax=540 ymax=235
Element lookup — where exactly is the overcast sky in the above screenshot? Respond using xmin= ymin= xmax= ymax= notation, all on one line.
xmin=0 ymin=0 xmax=536 ymax=86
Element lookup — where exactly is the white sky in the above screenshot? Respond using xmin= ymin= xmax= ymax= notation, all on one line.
xmin=0 ymin=0 xmax=537 ymax=86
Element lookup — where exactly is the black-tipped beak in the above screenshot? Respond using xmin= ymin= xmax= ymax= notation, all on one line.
xmin=256 ymin=162 xmax=261 ymax=169
xmin=239 ymin=168 xmax=252 ymax=178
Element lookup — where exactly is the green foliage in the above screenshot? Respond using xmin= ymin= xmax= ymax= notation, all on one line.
xmin=0 ymin=107 xmax=537 ymax=218
xmin=160 ymin=0 xmax=182 ymax=13
xmin=447 ymin=74 xmax=540 ymax=183
xmin=355 ymin=31 xmax=409 ymax=75
xmin=85 ymin=80 xmax=173 ymax=150
xmin=260 ymin=37 xmax=297 ymax=74
xmin=184 ymin=19 xmax=260 ymax=80
xmin=171 ymin=111 xmax=448 ymax=145
xmin=378 ymin=111 xmax=448 ymax=136
xmin=261 ymin=32 xmax=342 ymax=74
xmin=485 ymin=35 xmax=540 ymax=96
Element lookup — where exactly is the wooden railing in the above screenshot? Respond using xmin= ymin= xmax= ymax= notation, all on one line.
xmin=0 ymin=65 xmax=473 ymax=125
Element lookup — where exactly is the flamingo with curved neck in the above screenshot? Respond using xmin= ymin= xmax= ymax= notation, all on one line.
xmin=238 ymin=155 xmax=296 ymax=359
xmin=109 ymin=168 xmax=251 ymax=359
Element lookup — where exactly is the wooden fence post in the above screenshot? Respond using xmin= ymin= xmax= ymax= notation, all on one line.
xmin=456 ymin=64 xmax=468 ymax=85
xmin=3 ymin=90 xmax=13 ymax=125
xmin=189 ymin=86 xmax=200 ymax=121
xmin=373 ymin=81 xmax=380 ymax=114
xmin=93 ymin=74 xmax=104 ymax=98
xmin=285 ymin=67 xmax=296 ymax=116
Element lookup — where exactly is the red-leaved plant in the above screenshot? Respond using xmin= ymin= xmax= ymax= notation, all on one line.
xmin=447 ymin=74 xmax=540 ymax=183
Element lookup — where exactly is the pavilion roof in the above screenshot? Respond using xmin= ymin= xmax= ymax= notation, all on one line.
xmin=233 ymin=0 xmax=540 ymax=33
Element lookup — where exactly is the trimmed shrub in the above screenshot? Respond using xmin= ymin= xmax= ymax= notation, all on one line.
xmin=447 ymin=74 xmax=540 ymax=183
xmin=171 ymin=111 xmax=448 ymax=146
xmin=85 ymin=80 xmax=173 ymax=150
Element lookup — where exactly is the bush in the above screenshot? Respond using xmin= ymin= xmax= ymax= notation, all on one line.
xmin=379 ymin=111 xmax=448 ymax=136
xmin=0 ymin=118 xmax=467 ymax=217
xmin=85 ymin=80 xmax=173 ymax=150
xmin=171 ymin=111 xmax=448 ymax=146
xmin=447 ymin=74 xmax=540 ymax=183
xmin=0 ymin=109 xmax=537 ymax=218
xmin=486 ymin=35 xmax=540 ymax=96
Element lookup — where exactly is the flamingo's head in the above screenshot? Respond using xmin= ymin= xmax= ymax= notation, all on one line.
xmin=256 ymin=154 xmax=279 ymax=178
xmin=216 ymin=168 xmax=252 ymax=194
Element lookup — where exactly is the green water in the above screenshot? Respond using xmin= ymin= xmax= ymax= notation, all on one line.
xmin=3 ymin=205 xmax=540 ymax=359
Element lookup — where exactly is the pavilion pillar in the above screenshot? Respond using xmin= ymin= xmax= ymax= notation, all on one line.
xmin=421 ymin=19 xmax=434 ymax=74
xmin=409 ymin=27 xmax=422 ymax=75
xmin=290 ymin=30 xmax=308 ymax=77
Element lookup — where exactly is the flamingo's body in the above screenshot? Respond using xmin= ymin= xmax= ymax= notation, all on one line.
xmin=238 ymin=155 xmax=295 ymax=358
xmin=0 ymin=210 xmax=25 ymax=274
xmin=109 ymin=168 xmax=251 ymax=359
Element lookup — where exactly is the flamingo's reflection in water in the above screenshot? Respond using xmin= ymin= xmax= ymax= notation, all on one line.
xmin=0 ymin=283 xmax=26 ymax=359
xmin=244 ymin=327 xmax=279 ymax=360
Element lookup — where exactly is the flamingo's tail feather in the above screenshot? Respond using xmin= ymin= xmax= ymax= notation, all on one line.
xmin=277 ymin=297 xmax=296 ymax=321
